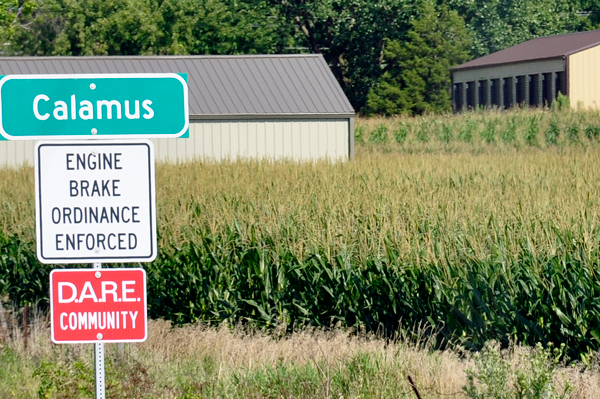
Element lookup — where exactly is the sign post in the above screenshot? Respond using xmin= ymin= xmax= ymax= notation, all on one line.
xmin=93 ymin=263 xmax=105 ymax=399
xmin=12 ymin=73 xmax=187 ymax=399
xmin=37 ymin=140 xmax=155 ymax=399
xmin=50 ymin=266 xmax=147 ymax=398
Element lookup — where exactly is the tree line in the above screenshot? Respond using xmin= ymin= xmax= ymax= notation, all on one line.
xmin=0 ymin=0 xmax=596 ymax=115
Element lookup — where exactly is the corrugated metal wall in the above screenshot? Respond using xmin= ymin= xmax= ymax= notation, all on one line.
xmin=152 ymin=119 xmax=350 ymax=162
xmin=0 ymin=139 xmax=34 ymax=168
xmin=569 ymin=46 xmax=600 ymax=109
xmin=0 ymin=119 xmax=351 ymax=168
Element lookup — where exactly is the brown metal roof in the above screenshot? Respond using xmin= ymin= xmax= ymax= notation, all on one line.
xmin=452 ymin=29 xmax=600 ymax=71
xmin=0 ymin=54 xmax=355 ymax=117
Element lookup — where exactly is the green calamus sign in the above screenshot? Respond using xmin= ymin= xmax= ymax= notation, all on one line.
xmin=0 ymin=73 xmax=188 ymax=140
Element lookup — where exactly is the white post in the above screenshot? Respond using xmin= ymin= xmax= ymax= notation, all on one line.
xmin=93 ymin=262 xmax=105 ymax=399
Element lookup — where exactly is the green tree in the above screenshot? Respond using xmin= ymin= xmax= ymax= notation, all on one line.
xmin=366 ymin=1 xmax=471 ymax=116
xmin=7 ymin=0 xmax=287 ymax=55
xmin=443 ymin=0 xmax=588 ymax=57
xmin=579 ymin=0 xmax=600 ymax=29
xmin=0 ymin=0 xmax=37 ymax=48
xmin=267 ymin=0 xmax=416 ymax=111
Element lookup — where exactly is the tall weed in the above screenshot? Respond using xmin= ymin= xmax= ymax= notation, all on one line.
xmin=584 ymin=124 xmax=600 ymax=140
xmin=501 ymin=117 xmax=517 ymax=144
xmin=567 ymin=124 xmax=579 ymax=143
xmin=393 ymin=123 xmax=409 ymax=144
xmin=437 ymin=122 xmax=453 ymax=143
xmin=481 ymin=120 xmax=496 ymax=143
xmin=545 ymin=119 xmax=560 ymax=146
xmin=369 ymin=124 xmax=388 ymax=143
xmin=458 ymin=119 xmax=475 ymax=143
xmin=523 ymin=116 xmax=539 ymax=146
xmin=416 ymin=120 xmax=430 ymax=142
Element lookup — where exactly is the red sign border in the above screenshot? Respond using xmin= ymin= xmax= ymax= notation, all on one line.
xmin=50 ymin=268 xmax=148 ymax=344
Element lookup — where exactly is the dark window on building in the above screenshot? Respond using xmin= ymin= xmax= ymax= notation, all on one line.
xmin=516 ymin=75 xmax=527 ymax=105
xmin=503 ymin=78 xmax=510 ymax=108
xmin=556 ymin=72 xmax=566 ymax=96
xmin=491 ymin=78 xmax=501 ymax=107
xmin=529 ymin=75 xmax=536 ymax=106
xmin=452 ymin=84 xmax=458 ymax=111
xmin=453 ymin=82 xmax=466 ymax=111
xmin=543 ymin=73 xmax=552 ymax=106
xmin=478 ymin=80 xmax=487 ymax=107
xmin=466 ymin=82 xmax=474 ymax=109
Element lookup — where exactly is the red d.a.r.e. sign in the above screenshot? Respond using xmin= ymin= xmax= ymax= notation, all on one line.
xmin=50 ymin=268 xmax=147 ymax=343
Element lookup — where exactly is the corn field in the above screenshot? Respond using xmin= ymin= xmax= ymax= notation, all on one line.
xmin=355 ymin=106 xmax=600 ymax=149
xmin=2 ymin=108 xmax=600 ymax=357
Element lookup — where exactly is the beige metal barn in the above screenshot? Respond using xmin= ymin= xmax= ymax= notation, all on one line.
xmin=451 ymin=29 xmax=600 ymax=111
xmin=0 ymin=55 xmax=355 ymax=168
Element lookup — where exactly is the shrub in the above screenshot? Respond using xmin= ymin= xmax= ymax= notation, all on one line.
xmin=567 ymin=124 xmax=579 ymax=143
xmin=584 ymin=124 xmax=599 ymax=140
xmin=523 ymin=116 xmax=539 ymax=146
xmin=501 ymin=117 xmax=517 ymax=144
xmin=552 ymin=92 xmax=570 ymax=112
xmin=393 ymin=124 xmax=409 ymax=144
xmin=369 ymin=124 xmax=388 ymax=143
xmin=464 ymin=341 xmax=571 ymax=399
xmin=545 ymin=120 xmax=560 ymax=146
xmin=458 ymin=119 xmax=475 ymax=143
xmin=416 ymin=121 xmax=430 ymax=142
xmin=437 ymin=122 xmax=453 ymax=143
xmin=354 ymin=125 xmax=365 ymax=143
xmin=480 ymin=120 xmax=496 ymax=144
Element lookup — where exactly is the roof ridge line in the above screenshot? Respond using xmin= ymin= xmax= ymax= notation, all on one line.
xmin=450 ymin=55 xmax=563 ymax=71
xmin=564 ymin=39 xmax=600 ymax=57
xmin=0 ymin=54 xmax=323 ymax=61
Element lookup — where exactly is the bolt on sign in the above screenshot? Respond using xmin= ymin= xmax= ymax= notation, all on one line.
xmin=34 ymin=140 xmax=156 ymax=264
xmin=50 ymin=268 xmax=147 ymax=343
xmin=0 ymin=73 xmax=188 ymax=140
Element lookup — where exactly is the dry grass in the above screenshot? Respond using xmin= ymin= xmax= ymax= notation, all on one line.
xmin=2 ymin=312 xmax=600 ymax=398
xmin=0 ymin=310 xmax=468 ymax=398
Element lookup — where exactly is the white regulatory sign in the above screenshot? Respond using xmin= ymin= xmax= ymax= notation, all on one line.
xmin=35 ymin=140 xmax=156 ymax=264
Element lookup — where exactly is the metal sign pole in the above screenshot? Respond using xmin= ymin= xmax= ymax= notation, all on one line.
xmin=92 ymin=262 xmax=105 ymax=399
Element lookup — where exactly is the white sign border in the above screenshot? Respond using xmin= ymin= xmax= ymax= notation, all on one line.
xmin=0 ymin=73 xmax=189 ymax=140
xmin=50 ymin=268 xmax=148 ymax=344
xmin=35 ymin=139 xmax=157 ymax=264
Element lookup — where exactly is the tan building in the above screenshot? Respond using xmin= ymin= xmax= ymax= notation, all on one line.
xmin=0 ymin=55 xmax=355 ymax=168
xmin=451 ymin=29 xmax=600 ymax=111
